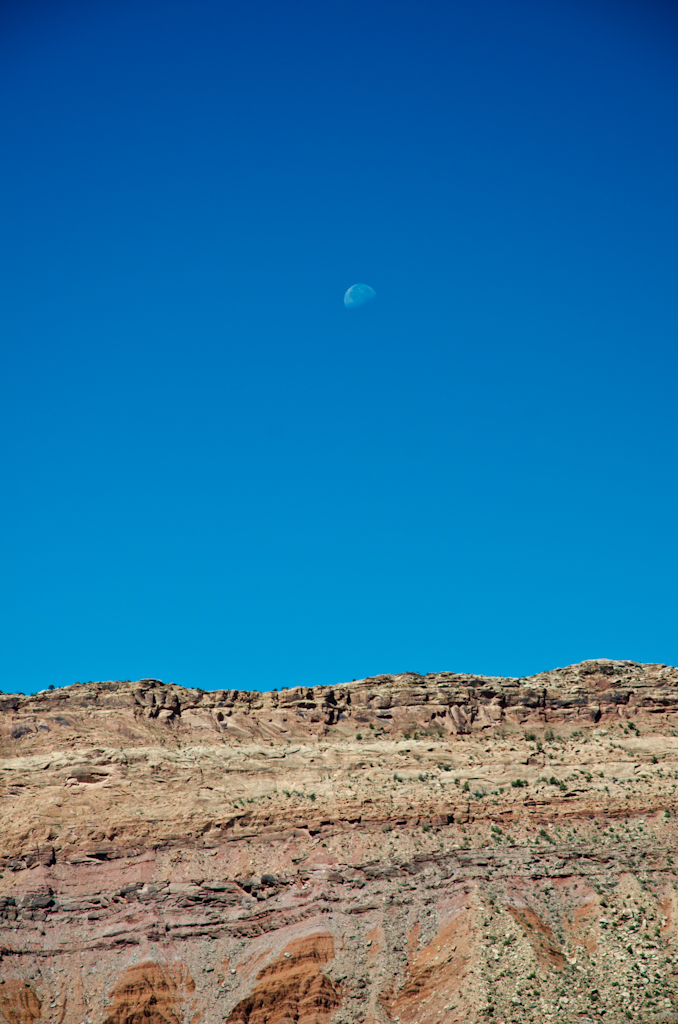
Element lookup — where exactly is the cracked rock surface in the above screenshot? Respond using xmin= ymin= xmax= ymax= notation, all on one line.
xmin=2 ymin=659 xmax=678 ymax=1023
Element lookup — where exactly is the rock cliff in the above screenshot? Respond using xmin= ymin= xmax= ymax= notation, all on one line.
xmin=2 ymin=660 xmax=678 ymax=1023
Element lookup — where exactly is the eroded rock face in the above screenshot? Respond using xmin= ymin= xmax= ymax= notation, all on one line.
xmin=225 ymin=934 xmax=341 ymax=1024
xmin=2 ymin=660 xmax=678 ymax=1022
xmin=0 ymin=982 xmax=41 ymax=1024
xmin=102 ymin=963 xmax=195 ymax=1024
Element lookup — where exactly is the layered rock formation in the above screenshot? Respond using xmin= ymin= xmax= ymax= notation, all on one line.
xmin=2 ymin=660 xmax=678 ymax=1023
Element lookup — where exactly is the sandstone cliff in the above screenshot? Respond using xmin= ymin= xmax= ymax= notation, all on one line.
xmin=2 ymin=660 xmax=678 ymax=1023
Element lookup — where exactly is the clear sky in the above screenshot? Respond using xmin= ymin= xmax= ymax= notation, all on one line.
xmin=1 ymin=0 xmax=677 ymax=694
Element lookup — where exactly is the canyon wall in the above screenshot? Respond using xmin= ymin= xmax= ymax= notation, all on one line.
xmin=2 ymin=660 xmax=678 ymax=1023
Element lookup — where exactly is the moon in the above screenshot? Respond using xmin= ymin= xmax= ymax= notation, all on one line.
xmin=343 ymin=283 xmax=376 ymax=308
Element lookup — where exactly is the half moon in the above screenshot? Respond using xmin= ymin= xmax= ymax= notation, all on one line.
xmin=343 ymin=283 xmax=376 ymax=308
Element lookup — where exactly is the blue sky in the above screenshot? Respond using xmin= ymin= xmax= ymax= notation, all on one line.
xmin=1 ymin=0 xmax=677 ymax=693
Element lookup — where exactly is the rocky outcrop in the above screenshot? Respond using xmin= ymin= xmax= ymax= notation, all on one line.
xmin=2 ymin=660 xmax=678 ymax=1022
xmin=3 ymin=658 xmax=677 ymax=751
